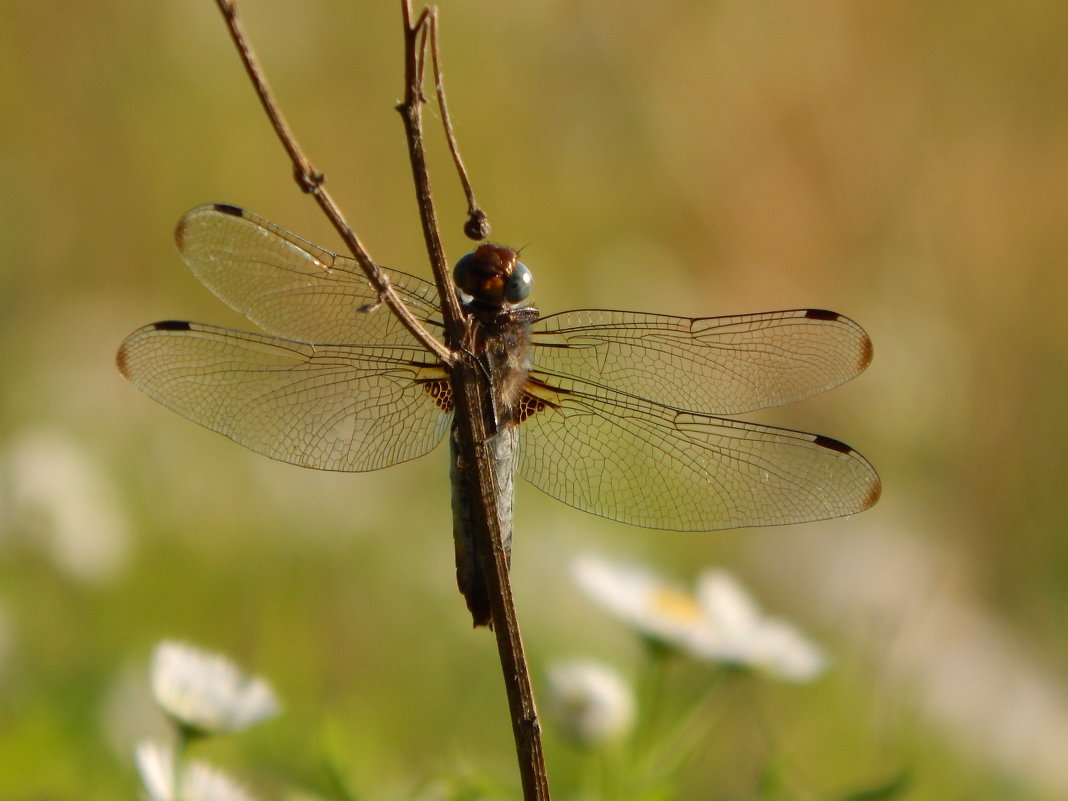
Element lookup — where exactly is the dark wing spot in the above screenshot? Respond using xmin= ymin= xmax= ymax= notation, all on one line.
xmin=804 ymin=308 xmax=841 ymax=322
xmin=174 ymin=216 xmax=189 ymax=250
xmin=213 ymin=203 xmax=244 ymax=217
xmin=152 ymin=320 xmax=193 ymax=331
xmin=813 ymin=434 xmax=854 ymax=455
xmin=115 ymin=346 xmax=130 ymax=379
xmin=857 ymin=333 xmax=874 ymax=371
xmin=420 ymin=379 xmax=454 ymax=412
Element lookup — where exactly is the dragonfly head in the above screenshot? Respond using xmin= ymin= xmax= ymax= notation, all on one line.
xmin=454 ymin=244 xmax=532 ymax=308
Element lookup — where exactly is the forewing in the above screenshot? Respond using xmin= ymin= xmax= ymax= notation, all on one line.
xmin=175 ymin=204 xmax=443 ymax=345
xmin=529 ymin=308 xmax=872 ymax=414
xmin=517 ymin=374 xmax=880 ymax=531
xmin=117 ymin=321 xmax=451 ymax=471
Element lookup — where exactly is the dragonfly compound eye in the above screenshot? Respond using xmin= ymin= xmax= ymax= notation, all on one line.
xmin=453 ymin=251 xmax=480 ymax=296
xmin=504 ymin=261 xmax=532 ymax=303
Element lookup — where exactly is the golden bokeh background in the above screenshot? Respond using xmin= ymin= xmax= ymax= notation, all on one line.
xmin=2 ymin=1 xmax=1067 ymax=798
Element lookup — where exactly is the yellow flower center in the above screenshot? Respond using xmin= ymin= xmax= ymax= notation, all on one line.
xmin=652 ymin=588 xmax=702 ymax=622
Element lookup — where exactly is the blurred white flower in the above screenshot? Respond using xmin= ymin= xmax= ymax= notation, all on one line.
xmin=180 ymin=760 xmax=260 ymax=801
xmin=0 ymin=428 xmax=131 ymax=582
xmin=690 ymin=570 xmax=825 ymax=681
xmin=150 ymin=642 xmax=279 ymax=735
xmin=135 ymin=740 xmax=260 ymax=801
xmin=136 ymin=740 xmax=175 ymax=801
xmin=571 ymin=554 xmax=708 ymax=651
xmin=545 ymin=659 xmax=635 ymax=747
xmin=573 ymin=555 xmax=825 ymax=681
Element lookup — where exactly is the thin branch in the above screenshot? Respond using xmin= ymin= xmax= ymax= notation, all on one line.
xmin=395 ymin=2 xmax=465 ymax=340
xmin=398 ymin=4 xmax=550 ymax=799
xmin=212 ymin=0 xmax=453 ymax=366
xmin=427 ymin=13 xmax=490 ymax=240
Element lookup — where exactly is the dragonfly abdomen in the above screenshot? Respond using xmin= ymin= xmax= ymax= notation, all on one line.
xmin=450 ymin=424 xmax=518 ymax=627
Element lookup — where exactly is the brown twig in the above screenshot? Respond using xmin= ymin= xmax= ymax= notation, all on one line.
xmin=426 ymin=12 xmax=490 ymax=241
xmin=393 ymin=2 xmax=464 ymax=337
xmin=212 ymin=0 xmax=453 ymax=366
xmin=397 ymin=5 xmax=551 ymax=798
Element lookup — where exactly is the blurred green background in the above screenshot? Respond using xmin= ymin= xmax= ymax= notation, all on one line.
xmin=2 ymin=0 xmax=1067 ymax=798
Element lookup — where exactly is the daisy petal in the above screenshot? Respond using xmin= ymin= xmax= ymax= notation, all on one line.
xmin=150 ymin=642 xmax=279 ymax=734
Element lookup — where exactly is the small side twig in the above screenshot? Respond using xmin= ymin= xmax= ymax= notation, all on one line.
xmin=426 ymin=12 xmax=490 ymax=241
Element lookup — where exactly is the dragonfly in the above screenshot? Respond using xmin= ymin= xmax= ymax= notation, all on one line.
xmin=117 ymin=203 xmax=881 ymax=625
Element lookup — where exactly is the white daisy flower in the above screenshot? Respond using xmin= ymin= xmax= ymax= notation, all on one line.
xmin=150 ymin=642 xmax=279 ymax=735
xmin=571 ymin=554 xmax=709 ymax=653
xmin=691 ymin=570 xmax=826 ymax=682
xmin=135 ymin=740 xmax=260 ymax=801
xmin=573 ymin=555 xmax=825 ymax=681
xmin=545 ymin=659 xmax=635 ymax=747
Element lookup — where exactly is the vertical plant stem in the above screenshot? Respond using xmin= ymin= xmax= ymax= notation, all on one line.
xmin=397 ymin=4 xmax=551 ymax=798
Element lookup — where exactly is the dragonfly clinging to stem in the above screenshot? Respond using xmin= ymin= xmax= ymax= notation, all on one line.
xmin=117 ymin=203 xmax=880 ymax=625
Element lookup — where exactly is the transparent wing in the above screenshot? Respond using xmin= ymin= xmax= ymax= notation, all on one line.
xmin=117 ymin=321 xmax=451 ymax=471
xmin=175 ymin=204 xmax=443 ymax=345
xmin=517 ymin=374 xmax=880 ymax=531
xmin=529 ymin=308 xmax=872 ymax=415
